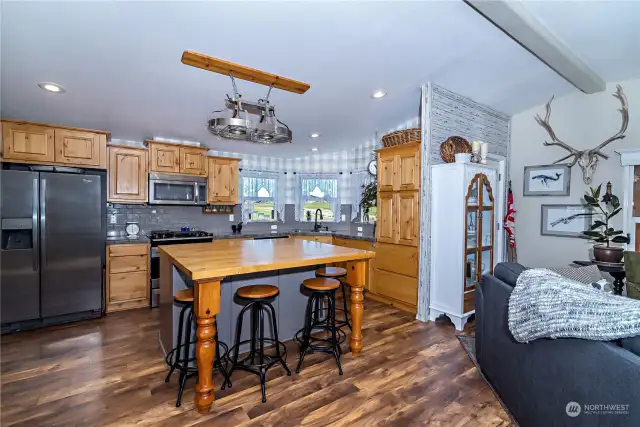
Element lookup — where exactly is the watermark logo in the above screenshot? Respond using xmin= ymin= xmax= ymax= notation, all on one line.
xmin=566 ymin=402 xmax=581 ymax=417
xmin=565 ymin=401 xmax=630 ymax=417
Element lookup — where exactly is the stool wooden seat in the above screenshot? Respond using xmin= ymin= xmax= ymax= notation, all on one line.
xmin=303 ymin=277 xmax=340 ymax=291
xmin=174 ymin=289 xmax=194 ymax=303
xmin=315 ymin=267 xmax=347 ymax=278
xmin=237 ymin=285 xmax=279 ymax=299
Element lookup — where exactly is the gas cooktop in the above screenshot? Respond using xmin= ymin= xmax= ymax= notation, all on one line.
xmin=149 ymin=230 xmax=214 ymax=240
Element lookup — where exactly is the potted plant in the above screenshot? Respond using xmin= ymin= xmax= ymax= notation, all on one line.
xmin=582 ymin=182 xmax=630 ymax=263
xmin=359 ymin=181 xmax=377 ymax=222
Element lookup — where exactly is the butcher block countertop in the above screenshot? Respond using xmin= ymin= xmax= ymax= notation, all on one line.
xmin=159 ymin=238 xmax=375 ymax=281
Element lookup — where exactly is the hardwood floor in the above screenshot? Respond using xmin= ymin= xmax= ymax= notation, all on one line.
xmin=1 ymin=298 xmax=512 ymax=427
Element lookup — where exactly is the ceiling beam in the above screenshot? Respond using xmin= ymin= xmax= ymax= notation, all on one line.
xmin=465 ymin=0 xmax=606 ymax=94
xmin=181 ymin=51 xmax=310 ymax=94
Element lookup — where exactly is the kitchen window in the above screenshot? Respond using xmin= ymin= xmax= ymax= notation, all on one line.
xmin=240 ymin=172 xmax=281 ymax=222
xmin=297 ymin=174 xmax=341 ymax=222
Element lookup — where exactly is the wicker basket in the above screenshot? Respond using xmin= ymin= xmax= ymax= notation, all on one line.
xmin=382 ymin=128 xmax=421 ymax=148
xmin=440 ymin=136 xmax=471 ymax=163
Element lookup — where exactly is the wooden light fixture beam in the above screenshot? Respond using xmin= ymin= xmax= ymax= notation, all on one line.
xmin=181 ymin=50 xmax=310 ymax=94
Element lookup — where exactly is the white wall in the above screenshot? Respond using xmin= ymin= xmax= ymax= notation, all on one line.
xmin=510 ymin=79 xmax=640 ymax=267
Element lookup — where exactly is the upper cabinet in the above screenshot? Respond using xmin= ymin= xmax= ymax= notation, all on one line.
xmin=1 ymin=120 xmax=108 ymax=168
xmin=375 ymin=142 xmax=421 ymax=247
xmin=55 ymin=129 xmax=105 ymax=167
xmin=180 ymin=146 xmax=207 ymax=176
xmin=207 ymin=156 xmax=240 ymax=204
xmin=148 ymin=141 xmax=207 ymax=176
xmin=149 ymin=142 xmax=180 ymax=174
xmin=376 ymin=143 xmax=420 ymax=192
xmin=108 ymin=145 xmax=148 ymax=204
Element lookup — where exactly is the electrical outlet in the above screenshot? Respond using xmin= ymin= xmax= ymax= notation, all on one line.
xmin=109 ymin=214 xmax=117 ymax=224
xmin=151 ymin=209 xmax=156 ymax=214
xmin=341 ymin=214 xmax=346 ymax=221
xmin=229 ymin=214 xmax=234 ymax=222
xmin=357 ymin=226 xmax=363 ymax=232
xmin=270 ymin=225 xmax=278 ymax=230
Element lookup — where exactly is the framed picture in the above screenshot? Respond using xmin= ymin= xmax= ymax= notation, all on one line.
xmin=524 ymin=164 xmax=571 ymax=196
xmin=541 ymin=204 xmax=593 ymax=238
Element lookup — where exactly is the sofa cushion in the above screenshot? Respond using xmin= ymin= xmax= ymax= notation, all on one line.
xmin=548 ymin=264 xmax=602 ymax=284
xmin=493 ymin=263 xmax=527 ymax=287
xmin=620 ymin=336 xmax=640 ymax=357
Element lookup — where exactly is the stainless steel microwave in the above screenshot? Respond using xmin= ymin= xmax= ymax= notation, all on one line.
xmin=148 ymin=173 xmax=207 ymax=205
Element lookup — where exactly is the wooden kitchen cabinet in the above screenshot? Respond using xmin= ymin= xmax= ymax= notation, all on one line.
xmin=107 ymin=145 xmax=148 ymax=203
xmin=208 ymin=156 xmax=240 ymax=204
xmin=396 ymin=191 xmax=419 ymax=246
xmin=148 ymin=141 xmax=208 ymax=176
xmin=106 ymin=243 xmax=149 ymax=312
xmin=55 ymin=129 xmax=104 ymax=167
xmin=376 ymin=191 xmax=396 ymax=244
xmin=2 ymin=122 xmax=55 ymax=163
xmin=180 ymin=146 xmax=207 ymax=176
xmin=378 ymin=155 xmax=395 ymax=192
xmin=148 ymin=141 xmax=180 ymax=174
xmin=376 ymin=142 xmax=420 ymax=192
xmin=1 ymin=120 xmax=109 ymax=168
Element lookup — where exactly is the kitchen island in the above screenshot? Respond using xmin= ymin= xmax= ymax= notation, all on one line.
xmin=158 ymin=238 xmax=375 ymax=414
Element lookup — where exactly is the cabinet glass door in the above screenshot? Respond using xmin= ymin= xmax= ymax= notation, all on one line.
xmin=464 ymin=173 xmax=495 ymax=289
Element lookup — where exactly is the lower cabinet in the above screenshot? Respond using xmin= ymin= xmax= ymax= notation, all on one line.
xmin=106 ymin=243 xmax=149 ymax=312
xmin=369 ymin=242 xmax=418 ymax=313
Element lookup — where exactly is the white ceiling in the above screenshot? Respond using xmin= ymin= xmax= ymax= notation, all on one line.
xmin=2 ymin=1 xmax=639 ymax=157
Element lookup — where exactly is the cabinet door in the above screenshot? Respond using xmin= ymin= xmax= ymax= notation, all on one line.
xmin=180 ymin=147 xmax=207 ymax=176
xmin=149 ymin=143 xmax=180 ymax=173
xmin=378 ymin=154 xmax=396 ymax=192
xmin=54 ymin=129 xmax=102 ymax=166
xmin=208 ymin=158 xmax=239 ymax=203
xmin=2 ymin=123 xmax=55 ymax=162
xmin=396 ymin=191 xmax=419 ymax=246
xmin=376 ymin=192 xmax=396 ymax=244
xmin=108 ymin=146 xmax=148 ymax=203
xmin=396 ymin=150 xmax=420 ymax=191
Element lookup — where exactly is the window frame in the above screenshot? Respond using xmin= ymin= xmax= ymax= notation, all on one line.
xmin=240 ymin=172 xmax=280 ymax=223
xmin=297 ymin=174 xmax=341 ymax=223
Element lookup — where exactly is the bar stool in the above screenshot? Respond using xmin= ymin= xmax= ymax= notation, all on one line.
xmin=227 ymin=285 xmax=291 ymax=403
xmin=164 ymin=288 xmax=229 ymax=407
xmin=296 ymin=277 xmax=343 ymax=375
xmin=315 ymin=266 xmax=351 ymax=330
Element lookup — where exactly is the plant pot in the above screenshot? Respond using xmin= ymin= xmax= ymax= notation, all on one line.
xmin=593 ymin=245 xmax=624 ymax=263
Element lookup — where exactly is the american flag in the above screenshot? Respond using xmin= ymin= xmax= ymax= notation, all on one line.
xmin=503 ymin=182 xmax=517 ymax=262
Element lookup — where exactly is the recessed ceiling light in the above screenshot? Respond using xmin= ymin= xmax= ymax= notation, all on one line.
xmin=310 ymin=132 xmax=320 ymax=138
xmin=38 ymin=82 xmax=66 ymax=93
xmin=311 ymin=147 xmax=318 ymax=152
xmin=371 ymin=89 xmax=387 ymax=99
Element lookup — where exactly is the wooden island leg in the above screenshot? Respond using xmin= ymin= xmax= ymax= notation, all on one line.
xmin=347 ymin=260 xmax=367 ymax=356
xmin=193 ymin=278 xmax=222 ymax=414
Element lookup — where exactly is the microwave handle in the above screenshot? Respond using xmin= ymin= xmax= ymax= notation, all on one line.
xmin=194 ymin=182 xmax=199 ymax=204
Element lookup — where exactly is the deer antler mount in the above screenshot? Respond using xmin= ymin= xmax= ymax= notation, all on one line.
xmin=535 ymin=85 xmax=628 ymax=184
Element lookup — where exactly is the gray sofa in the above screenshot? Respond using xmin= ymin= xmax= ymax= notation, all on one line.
xmin=475 ymin=262 xmax=640 ymax=427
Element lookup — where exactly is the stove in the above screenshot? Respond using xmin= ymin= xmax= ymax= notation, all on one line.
xmin=149 ymin=229 xmax=214 ymax=244
xmin=149 ymin=229 xmax=215 ymax=308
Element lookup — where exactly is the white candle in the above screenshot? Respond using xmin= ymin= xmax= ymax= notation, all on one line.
xmin=471 ymin=140 xmax=481 ymax=153
xmin=480 ymin=142 xmax=488 ymax=155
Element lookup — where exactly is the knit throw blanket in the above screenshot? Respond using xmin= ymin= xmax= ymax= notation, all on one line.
xmin=508 ymin=268 xmax=640 ymax=343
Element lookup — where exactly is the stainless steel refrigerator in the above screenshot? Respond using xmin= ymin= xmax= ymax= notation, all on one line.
xmin=1 ymin=169 xmax=104 ymax=328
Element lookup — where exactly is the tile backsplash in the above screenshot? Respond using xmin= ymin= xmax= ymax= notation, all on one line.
xmin=107 ymin=204 xmax=374 ymax=237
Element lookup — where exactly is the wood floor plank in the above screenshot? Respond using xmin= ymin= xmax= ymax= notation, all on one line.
xmin=0 ymin=298 xmax=511 ymax=427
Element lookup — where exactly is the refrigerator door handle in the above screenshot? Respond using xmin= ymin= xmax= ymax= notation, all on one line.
xmin=40 ymin=178 xmax=46 ymax=267
xmin=32 ymin=178 xmax=39 ymax=271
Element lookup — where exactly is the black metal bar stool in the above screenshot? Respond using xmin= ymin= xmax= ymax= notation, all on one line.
xmin=227 ymin=285 xmax=291 ymax=403
xmin=315 ymin=266 xmax=351 ymax=330
xmin=164 ymin=288 xmax=229 ymax=407
xmin=296 ymin=277 xmax=344 ymax=375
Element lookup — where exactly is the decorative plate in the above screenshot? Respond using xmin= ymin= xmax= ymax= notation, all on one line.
xmin=440 ymin=136 xmax=471 ymax=163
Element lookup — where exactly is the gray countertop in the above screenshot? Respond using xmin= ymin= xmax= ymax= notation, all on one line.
xmin=106 ymin=231 xmax=374 ymax=245
xmin=106 ymin=236 xmax=150 ymax=245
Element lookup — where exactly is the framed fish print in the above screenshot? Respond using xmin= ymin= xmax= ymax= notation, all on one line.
xmin=523 ymin=164 xmax=571 ymax=196
xmin=540 ymin=204 xmax=593 ymax=238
